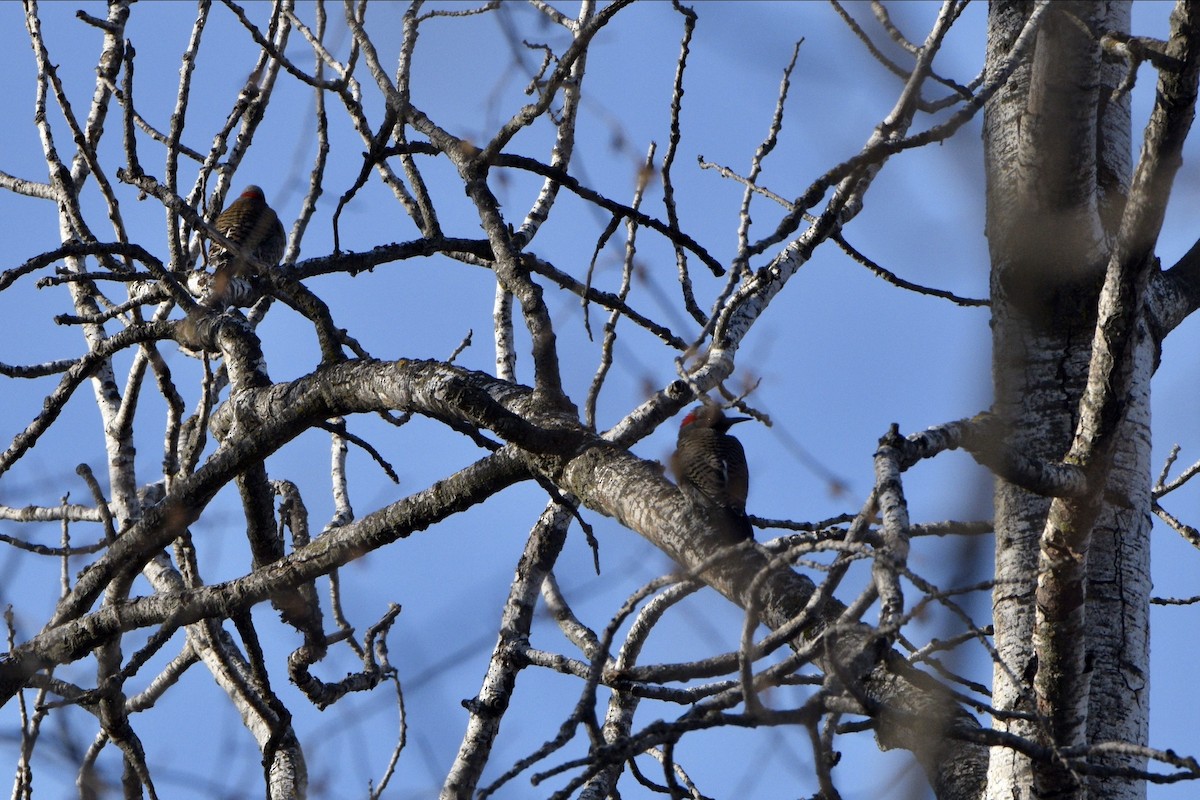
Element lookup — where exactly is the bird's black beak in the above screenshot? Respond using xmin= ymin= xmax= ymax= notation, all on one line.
xmin=726 ymin=416 xmax=751 ymax=426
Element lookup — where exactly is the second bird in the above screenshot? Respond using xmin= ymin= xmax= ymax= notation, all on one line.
xmin=672 ymin=404 xmax=754 ymax=541
xmin=207 ymin=185 xmax=285 ymax=302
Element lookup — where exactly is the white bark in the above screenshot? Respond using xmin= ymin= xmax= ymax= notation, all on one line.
xmin=984 ymin=2 xmax=1196 ymax=799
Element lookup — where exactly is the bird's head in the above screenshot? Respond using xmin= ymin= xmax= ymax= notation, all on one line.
xmin=239 ymin=185 xmax=266 ymax=202
xmin=679 ymin=404 xmax=750 ymax=433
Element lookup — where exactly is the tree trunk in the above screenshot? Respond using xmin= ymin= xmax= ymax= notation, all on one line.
xmin=984 ymin=2 xmax=1150 ymax=798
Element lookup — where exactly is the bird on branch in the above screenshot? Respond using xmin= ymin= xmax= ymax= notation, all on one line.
xmin=205 ymin=185 xmax=285 ymax=306
xmin=671 ymin=403 xmax=754 ymax=542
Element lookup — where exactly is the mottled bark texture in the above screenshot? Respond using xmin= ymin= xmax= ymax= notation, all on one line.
xmin=982 ymin=2 xmax=1195 ymax=799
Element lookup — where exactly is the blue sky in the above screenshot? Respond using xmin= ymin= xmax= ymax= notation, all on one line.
xmin=0 ymin=2 xmax=1198 ymax=798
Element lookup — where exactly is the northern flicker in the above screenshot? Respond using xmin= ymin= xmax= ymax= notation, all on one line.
xmin=671 ymin=404 xmax=754 ymax=541
xmin=206 ymin=185 xmax=285 ymax=303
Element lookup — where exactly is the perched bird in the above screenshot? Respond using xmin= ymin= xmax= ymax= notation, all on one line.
xmin=671 ymin=404 xmax=754 ymax=541
xmin=206 ymin=185 xmax=285 ymax=303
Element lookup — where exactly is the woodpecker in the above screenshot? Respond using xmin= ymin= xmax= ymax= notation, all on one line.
xmin=671 ymin=404 xmax=754 ymax=541
xmin=206 ymin=185 xmax=285 ymax=304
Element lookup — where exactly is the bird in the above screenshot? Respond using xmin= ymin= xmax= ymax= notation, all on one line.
xmin=206 ymin=185 xmax=285 ymax=304
xmin=671 ymin=404 xmax=754 ymax=541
